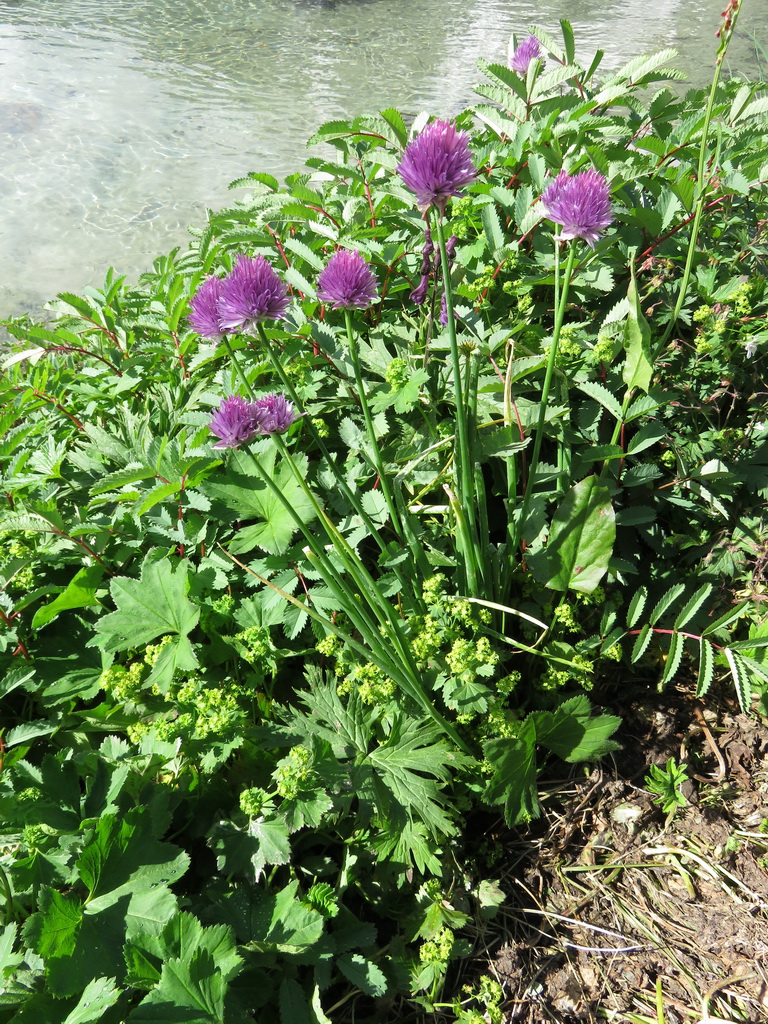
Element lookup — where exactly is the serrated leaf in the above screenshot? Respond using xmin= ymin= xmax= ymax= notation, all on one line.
xmin=696 ymin=638 xmax=715 ymax=698
xmin=91 ymin=551 xmax=199 ymax=655
xmin=648 ymin=583 xmax=686 ymax=626
xmin=674 ymin=583 xmax=713 ymax=630
xmin=622 ymin=261 xmax=653 ymax=393
xmin=62 ymin=977 xmax=120 ymax=1024
xmin=626 ymin=587 xmax=647 ymax=629
xmin=724 ymin=647 xmax=752 ymax=714
xmin=481 ymin=204 xmax=505 ymax=253
xmin=576 ymin=380 xmax=623 ymax=420
xmin=632 ymin=623 xmax=653 ymax=663
xmin=483 ymin=725 xmax=539 ymax=825
xmin=336 ymin=954 xmax=388 ymax=998
xmin=537 ymin=696 xmax=620 ymax=762
xmin=660 ymin=631 xmax=684 ymax=689
xmin=24 ymin=886 xmax=83 ymax=959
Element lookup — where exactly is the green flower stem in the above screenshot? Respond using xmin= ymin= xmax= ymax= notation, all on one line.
xmin=268 ymin=432 xmax=431 ymax=685
xmin=221 ymin=335 xmax=257 ymax=399
xmin=515 ymin=240 xmax=578 ymax=550
xmin=661 ymin=1 xmax=742 ymax=345
xmin=343 ymin=308 xmax=402 ymax=540
xmin=433 ymin=213 xmax=483 ymax=594
xmin=239 ymin=440 xmax=470 ymax=753
xmin=253 ymin=322 xmax=421 ymax=602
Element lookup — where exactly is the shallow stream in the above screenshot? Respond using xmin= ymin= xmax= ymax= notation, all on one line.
xmin=0 ymin=0 xmax=765 ymax=316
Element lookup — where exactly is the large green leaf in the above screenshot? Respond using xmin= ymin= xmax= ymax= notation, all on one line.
xmin=528 ymin=475 xmax=615 ymax=593
xmin=482 ymin=721 xmax=540 ymax=826
xmin=62 ymin=977 xmax=120 ymax=1024
xmin=202 ymin=446 xmax=316 ymax=555
xmin=90 ymin=552 xmax=199 ymax=655
xmin=23 ymin=886 xmax=83 ymax=959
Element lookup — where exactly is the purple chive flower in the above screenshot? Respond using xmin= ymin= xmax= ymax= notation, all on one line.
xmin=397 ymin=119 xmax=477 ymax=215
xmin=209 ymin=393 xmax=297 ymax=449
xmin=253 ymin=393 xmax=297 ymax=434
xmin=217 ymin=254 xmax=290 ymax=333
xmin=209 ymin=395 xmax=261 ymax=449
xmin=316 ymin=249 xmax=379 ymax=310
xmin=189 ymin=275 xmax=224 ymax=340
xmin=540 ymin=169 xmax=614 ymax=249
xmin=510 ymin=35 xmax=542 ymax=75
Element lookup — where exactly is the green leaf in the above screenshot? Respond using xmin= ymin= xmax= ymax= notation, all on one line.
xmin=62 ymin=977 xmax=120 ymax=1024
xmin=279 ymin=977 xmax=310 ymax=1024
xmin=528 ymin=475 xmax=615 ymax=593
xmin=622 ymin=261 xmax=653 ymax=393
xmin=660 ymin=631 xmax=685 ymax=688
xmin=128 ymin=950 xmax=226 ymax=1024
xmin=480 ymin=204 xmax=505 ymax=253
xmin=336 ymin=954 xmax=388 ymax=998
xmin=536 ymin=696 xmax=621 ymax=762
xmin=32 ymin=565 xmax=105 ymax=629
xmin=724 ymin=647 xmax=752 ymax=714
xmin=91 ymin=552 xmax=199 ymax=655
xmin=631 ymin=623 xmax=653 ymax=663
xmin=23 ymin=886 xmax=83 ymax=959
xmin=673 ymin=583 xmax=713 ymax=630
xmin=202 ymin=446 xmax=316 ymax=556
xmin=648 ymin=583 xmax=686 ymax=626
xmin=483 ymin=724 xmax=539 ymax=826
xmin=626 ymin=587 xmax=647 ymax=629
xmin=576 ymin=380 xmax=623 ymax=420
xmin=696 ymin=638 xmax=716 ymax=698
xmin=76 ymin=808 xmax=190 ymax=911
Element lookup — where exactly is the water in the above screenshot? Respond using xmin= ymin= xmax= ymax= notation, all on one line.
xmin=0 ymin=0 xmax=765 ymax=317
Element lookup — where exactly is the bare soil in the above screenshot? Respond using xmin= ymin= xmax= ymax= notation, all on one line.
xmin=486 ymin=686 xmax=768 ymax=1023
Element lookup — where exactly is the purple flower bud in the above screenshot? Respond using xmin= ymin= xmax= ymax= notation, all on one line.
xmin=189 ymin=275 xmax=224 ymax=340
xmin=410 ymin=275 xmax=431 ymax=306
xmin=540 ymin=169 xmax=614 ymax=249
xmin=209 ymin=395 xmax=261 ymax=449
xmin=422 ymin=227 xmax=434 ymax=257
xmin=217 ymin=254 xmax=290 ymax=333
xmin=253 ymin=393 xmax=297 ymax=435
xmin=316 ymin=249 xmax=379 ymax=310
xmin=445 ymin=235 xmax=459 ymax=262
xmin=510 ymin=35 xmax=542 ymax=75
xmin=397 ymin=120 xmax=477 ymax=215
xmin=440 ymin=292 xmax=454 ymax=326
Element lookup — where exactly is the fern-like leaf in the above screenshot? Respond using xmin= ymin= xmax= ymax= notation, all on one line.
xmin=723 ymin=647 xmax=752 ymax=714
xmin=632 ymin=623 xmax=652 ymax=663
xmin=626 ymin=586 xmax=648 ymax=629
xmin=649 ymin=583 xmax=686 ymax=626
xmin=674 ymin=583 xmax=713 ymax=630
xmin=660 ymin=631 xmax=685 ymax=689
xmin=696 ymin=638 xmax=716 ymax=698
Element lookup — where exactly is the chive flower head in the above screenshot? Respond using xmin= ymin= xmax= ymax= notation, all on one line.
xmin=209 ymin=395 xmax=261 ymax=449
xmin=217 ymin=254 xmax=290 ymax=332
xmin=189 ymin=275 xmax=224 ymax=340
xmin=510 ymin=35 xmax=542 ymax=75
xmin=397 ymin=119 xmax=477 ymax=215
xmin=540 ymin=169 xmax=614 ymax=248
xmin=209 ymin=393 xmax=297 ymax=449
xmin=316 ymin=249 xmax=379 ymax=309
xmin=253 ymin=393 xmax=297 ymax=435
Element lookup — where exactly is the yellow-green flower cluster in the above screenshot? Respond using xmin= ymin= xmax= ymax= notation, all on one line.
xmin=99 ymin=661 xmax=145 ymax=703
xmin=232 ymin=624 xmax=273 ymax=665
xmin=337 ymin=662 xmax=396 ymax=705
xmin=419 ymin=928 xmax=455 ymax=965
xmin=274 ymin=745 xmax=314 ymax=800
xmin=540 ymin=652 xmax=594 ymax=691
xmin=239 ymin=786 xmax=269 ymax=818
xmin=385 ymin=358 xmax=410 ymax=391
xmin=446 ymin=636 xmax=498 ymax=680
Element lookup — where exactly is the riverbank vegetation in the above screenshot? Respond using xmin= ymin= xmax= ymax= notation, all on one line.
xmin=1 ymin=11 xmax=767 ymax=1023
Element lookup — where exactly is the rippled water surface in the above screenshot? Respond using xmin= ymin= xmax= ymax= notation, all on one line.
xmin=0 ymin=0 xmax=765 ymax=315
